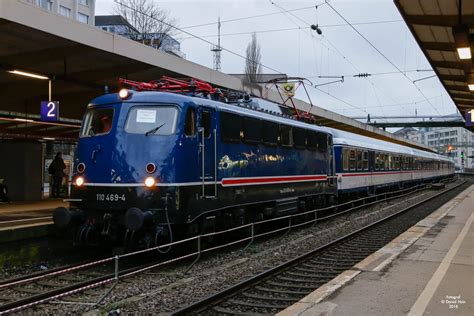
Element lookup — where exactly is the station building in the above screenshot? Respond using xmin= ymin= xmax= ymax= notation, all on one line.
xmin=397 ymin=126 xmax=474 ymax=169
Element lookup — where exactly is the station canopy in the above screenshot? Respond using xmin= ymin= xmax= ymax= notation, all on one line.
xmin=395 ymin=0 xmax=474 ymax=132
xmin=0 ymin=0 xmax=434 ymax=151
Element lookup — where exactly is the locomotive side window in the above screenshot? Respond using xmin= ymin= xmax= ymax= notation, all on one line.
xmin=201 ymin=110 xmax=211 ymax=138
xmin=343 ymin=148 xmax=349 ymax=171
xmin=184 ymin=107 xmax=196 ymax=136
xmin=307 ymin=131 xmax=327 ymax=152
xmin=263 ymin=121 xmax=278 ymax=146
xmin=242 ymin=117 xmax=262 ymax=144
xmin=125 ymin=106 xmax=178 ymax=135
xmin=80 ymin=108 xmax=114 ymax=137
xmin=220 ymin=112 xmax=241 ymax=143
xmin=293 ymin=128 xmax=306 ymax=149
xmin=306 ymin=131 xmax=318 ymax=150
xmin=279 ymin=125 xmax=293 ymax=147
xmin=316 ymin=132 xmax=328 ymax=152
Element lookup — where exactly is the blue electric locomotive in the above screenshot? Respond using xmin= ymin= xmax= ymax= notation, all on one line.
xmin=54 ymin=77 xmax=454 ymax=247
xmin=54 ymin=79 xmax=336 ymax=246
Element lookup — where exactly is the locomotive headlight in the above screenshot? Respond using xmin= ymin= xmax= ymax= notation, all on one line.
xmin=75 ymin=176 xmax=85 ymax=187
xmin=119 ymin=88 xmax=131 ymax=99
xmin=144 ymin=177 xmax=156 ymax=188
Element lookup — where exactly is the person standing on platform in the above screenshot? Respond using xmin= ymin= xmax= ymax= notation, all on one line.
xmin=48 ymin=152 xmax=66 ymax=198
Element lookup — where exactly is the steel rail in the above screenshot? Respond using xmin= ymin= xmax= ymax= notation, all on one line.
xmin=171 ymin=180 xmax=467 ymax=315
xmin=0 ymin=178 xmax=456 ymax=314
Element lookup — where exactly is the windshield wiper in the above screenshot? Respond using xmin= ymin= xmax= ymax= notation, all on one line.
xmin=145 ymin=123 xmax=166 ymax=136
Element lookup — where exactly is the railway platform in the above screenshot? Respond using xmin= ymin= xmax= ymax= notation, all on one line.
xmin=278 ymin=184 xmax=473 ymax=316
xmin=0 ymin=200 xmax=67 ymax=243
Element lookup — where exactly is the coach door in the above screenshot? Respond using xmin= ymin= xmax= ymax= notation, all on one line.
xmin=198 ymin=107 xmax=217 ymax=198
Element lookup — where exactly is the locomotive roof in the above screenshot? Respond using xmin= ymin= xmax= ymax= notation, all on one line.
xmin=330 ymin=128 xmax=452 ymax=162
xmin=90 ymin=90 xmax=333 ymax=135
xmin=91 ymin=91 xmax=450 ymax=162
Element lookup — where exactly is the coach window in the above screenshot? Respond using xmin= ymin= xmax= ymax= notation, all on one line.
xmin=220 ymin=112 xmax=241 ymax=143
xmin=375 ymin=153 xmax=380 ymax=171
xmin=242 ymin=117 xmax=262 ymax=144
xmin=184 ymin=107 xmax=196 ymax=136
xmin=363 ymin=151 xmax=368 ymax=170
xmin=343 ymin=148 xmax=349 ymax=171
xmin=263 ymin=121 xmax=278 ymax=146
xmin=293 ymin=128 xmax=306 ymax=149
xmin=356 ymin=150 xmax=363 ymax=170
xmin=280 ymin=125 xmax=293 ymax=147
xmin=349 ymin=149 xmax=356 ymax=171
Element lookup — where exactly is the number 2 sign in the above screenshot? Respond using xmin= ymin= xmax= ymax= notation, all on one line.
xmin=41 ymin=101 xmax=59 ymax=121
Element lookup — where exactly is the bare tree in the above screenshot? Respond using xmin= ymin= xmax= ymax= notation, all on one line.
xmin=115 ymin=0 xmax=176 ymax=49
xmin=244 ymin=33 xmax=262 ymax=83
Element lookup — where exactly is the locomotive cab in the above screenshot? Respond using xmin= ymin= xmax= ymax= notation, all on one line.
xmin=55 ymin=92 xmax=187 ymax=247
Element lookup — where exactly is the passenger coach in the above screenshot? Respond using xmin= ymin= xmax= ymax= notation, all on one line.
xmin=331 ymin=129 xmax=454 ymax=196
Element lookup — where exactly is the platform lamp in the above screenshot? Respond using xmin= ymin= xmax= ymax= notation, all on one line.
xmin=6 ymin=69 xmax=52 ymax=101
xmin=453 ymin=25 xmax=471 ymax=60
xmin=468 ymin=73 xmax=474 ymax=91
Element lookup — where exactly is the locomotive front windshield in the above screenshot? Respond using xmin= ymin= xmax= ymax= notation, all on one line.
xmin=125 ymin=106 xmax=178 ymax=135
xmin=80 ymin=108 xmax=114 ymax=137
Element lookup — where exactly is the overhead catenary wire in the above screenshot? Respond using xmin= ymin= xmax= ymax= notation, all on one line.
xmin=177 ymin=20 xmax=403 ymax=40
xmin=269 ymin=0 xmax=401 ymax=115
xmin=114 ymin=0 xmax=367 ymax=113
xmin=113 ymin=0 xmax=282 ymax=75
xmin=114 ymin=0 xmax=427 ymax=116
xmin=180 ymin=4 xmax=322 ymax=29
xmin=324 ymin=0 xmax=443 ymax=116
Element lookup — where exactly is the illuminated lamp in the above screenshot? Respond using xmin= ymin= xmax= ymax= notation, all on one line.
xmin=7 ymin=70 xmax=49 ymax=80
xmin=119 ymin=88 xmax=131 ymax=99
xmin=453 ymin=25 xmax=471 ymax=60
xmin=144 ymin=177 xmax=156 ymax=188
xmin=75 ymin=176 xmax=84 ymax=187
xmin=468 ymin=73 xmax=474 ymax=91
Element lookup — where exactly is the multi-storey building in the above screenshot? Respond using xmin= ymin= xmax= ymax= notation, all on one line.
xmin=21 ymin=0 xmax=95 ymax=25
xmin=396 ymin=126 xmax=474 ymax=170
xmin=95 ymin=15 xmax=139 ymax=38
xmin=95 ymin=15 xmax=185 ymax=59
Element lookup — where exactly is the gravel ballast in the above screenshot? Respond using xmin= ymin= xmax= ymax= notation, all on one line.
xmin=22 ymin=179 xmax=464 ymax=314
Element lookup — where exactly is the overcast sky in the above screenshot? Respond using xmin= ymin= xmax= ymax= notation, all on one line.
xmin=95 ymin=0 xmax=458 ymax=121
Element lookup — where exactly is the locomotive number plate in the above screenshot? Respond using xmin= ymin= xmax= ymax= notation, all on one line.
xmin=96 ymin=193 xmax=126 ymax=202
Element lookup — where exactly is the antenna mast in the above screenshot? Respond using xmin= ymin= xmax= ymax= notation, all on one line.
xmin=211 ymin=17 xmax=222 ymax=71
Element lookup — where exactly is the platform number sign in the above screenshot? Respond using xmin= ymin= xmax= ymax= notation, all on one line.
xmin=41 ymin=101 xmax=59 ymax=122
xmin=466 ymin=110 xmax=474 ymax=127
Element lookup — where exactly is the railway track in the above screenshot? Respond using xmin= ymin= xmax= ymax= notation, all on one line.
xmin=0 ymin=179 xmax=461 ymax=314
xmin=172 ymin=180 xmax=469 ymax=315
xmin=0 ymin=251 xmax=172 ymax=315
